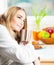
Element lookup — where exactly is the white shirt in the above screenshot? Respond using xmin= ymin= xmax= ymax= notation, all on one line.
xmin=0 ymin=24 xmax=37 ymax=65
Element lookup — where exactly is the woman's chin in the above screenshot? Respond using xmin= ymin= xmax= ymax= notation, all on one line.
xmin=15 ymin=28 xmax=22 ymax=32
xmin=17 ymin=29 xmax=21 ymax=32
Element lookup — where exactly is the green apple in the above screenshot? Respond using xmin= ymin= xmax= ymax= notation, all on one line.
xmin=42 ymin=31 xmax=50 ymax=38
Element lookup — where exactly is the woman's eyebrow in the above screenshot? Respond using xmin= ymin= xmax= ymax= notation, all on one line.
xmin=17 ymin=14 xmax=25 ymax=20
xmin=17 ymin=14 xmax=22 ymax=18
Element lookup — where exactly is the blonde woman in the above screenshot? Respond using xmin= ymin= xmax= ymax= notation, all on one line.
xmin=0 ymin=6 xmax=40 ymax=65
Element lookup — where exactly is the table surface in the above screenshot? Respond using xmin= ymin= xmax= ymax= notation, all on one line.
xmin=35 ymin=44 xmax=54 ymax=62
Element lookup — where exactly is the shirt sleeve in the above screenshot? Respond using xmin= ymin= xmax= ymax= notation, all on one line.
xmin=0 ymin=25 xmax=37 ymax=64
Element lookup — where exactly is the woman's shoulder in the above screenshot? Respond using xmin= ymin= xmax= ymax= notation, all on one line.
xmin=0 ymin=24 xmax=10 ymax=39
xmin=0 ymin=24 xmax=7 ymax=30
xmin=0 ymin=24 xmax=9 ymax=35
xmin=0 ymin=24 xmax=14 ymax=43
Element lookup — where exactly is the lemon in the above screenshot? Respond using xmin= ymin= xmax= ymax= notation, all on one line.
xmin=38 ymin=30 xmax=46 ymax=38
xmin=51 ymin=33 xmax=54 ymax=38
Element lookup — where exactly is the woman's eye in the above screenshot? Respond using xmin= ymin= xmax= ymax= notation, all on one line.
xmin=17 ymin=17 xmax=21 ymax=19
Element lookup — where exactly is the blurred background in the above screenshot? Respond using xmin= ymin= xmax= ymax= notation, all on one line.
xmin=0 ymin=0 xmax=54 ymax=31
xmin=0 ymin=0 xmax=54 ymax=15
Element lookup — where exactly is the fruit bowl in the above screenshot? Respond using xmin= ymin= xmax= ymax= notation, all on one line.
xmin=40 ymin=38 xmax=54 ymax=44
xmin=39 ymin=27 xmax=54 ymax=44
xmin=43 ymin=27 xmax=54 ymax=32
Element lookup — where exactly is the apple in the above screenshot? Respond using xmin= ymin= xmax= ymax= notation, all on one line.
xmin=46 ymin=28 xmax=53 ymax=35
xmin=42 ymin=31 xmax=50 ymax=38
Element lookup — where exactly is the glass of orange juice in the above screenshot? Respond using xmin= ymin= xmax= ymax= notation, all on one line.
xmin=32 ymin=31 xmax=39 ymax=46
xmin=32 ymin=31 xmax=39 ymax=41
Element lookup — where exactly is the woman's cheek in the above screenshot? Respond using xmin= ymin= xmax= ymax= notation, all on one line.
xmin=17 ymin=25 xmax=23 ymax=31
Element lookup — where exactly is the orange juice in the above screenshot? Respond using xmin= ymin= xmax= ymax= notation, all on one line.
xmin=32 ymin=31 xmax=39 ymax=40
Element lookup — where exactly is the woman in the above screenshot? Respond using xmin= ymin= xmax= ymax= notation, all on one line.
xmin=0 ymin=6 xmax=40 ymax=65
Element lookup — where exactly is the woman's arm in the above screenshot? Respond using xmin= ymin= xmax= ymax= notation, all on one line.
xmin=0 ymin=25 xmax=37 ymax=64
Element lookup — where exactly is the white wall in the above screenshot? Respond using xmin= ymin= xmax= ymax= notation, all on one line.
xmin=40 ymin=16 xmax=54 ymax=30
xmin=27 ymin=16 xmax=36 ymax=31
xmin=0 ymin=0 xmax=7 ymax=14
xmin=27 ymin=16 xmax=54 ymax=31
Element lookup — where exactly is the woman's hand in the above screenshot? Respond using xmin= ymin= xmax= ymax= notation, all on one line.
xmin=21 ymin=41 xmax=28 ymax=45
xmin=33 ymin=57 xmax=41 ymax=65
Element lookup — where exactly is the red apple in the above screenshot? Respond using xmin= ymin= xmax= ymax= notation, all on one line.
xmin=46 ymin=28 xmax=53 ymax=34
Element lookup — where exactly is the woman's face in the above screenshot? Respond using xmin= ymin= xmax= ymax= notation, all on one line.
xmin=11 ymin=10 xmax=25 ymax=32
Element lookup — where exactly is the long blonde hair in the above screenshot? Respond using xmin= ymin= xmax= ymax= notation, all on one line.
xmin=0 ymin=6 xmax=27 ymax=43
